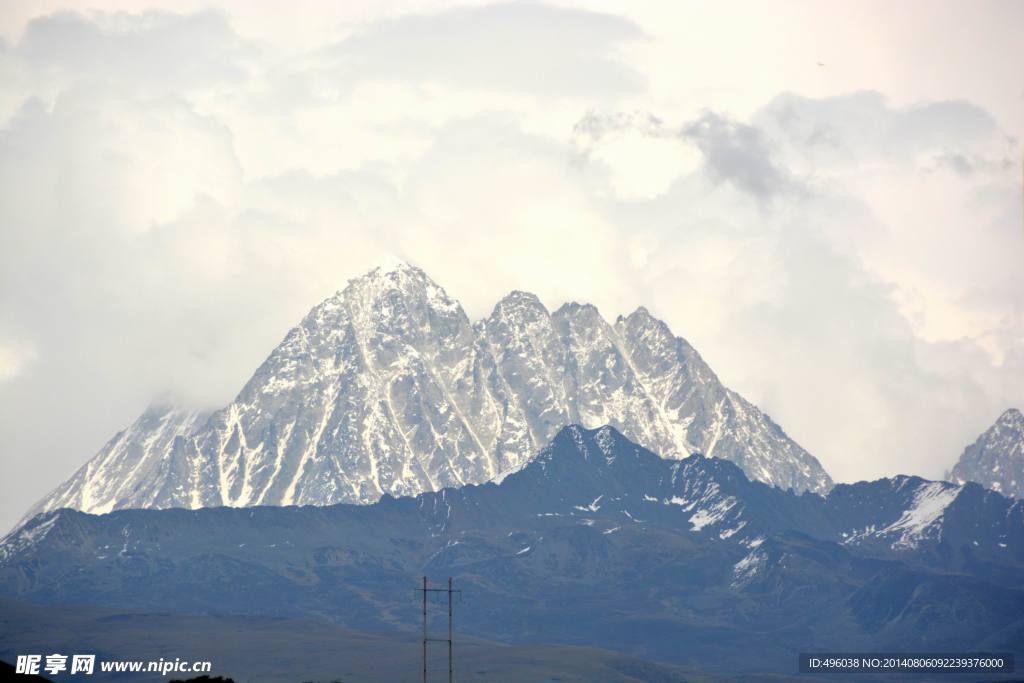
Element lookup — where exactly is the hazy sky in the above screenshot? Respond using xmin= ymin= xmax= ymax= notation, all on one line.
xmin=1 ymin=0 xmax=1022 ymax=531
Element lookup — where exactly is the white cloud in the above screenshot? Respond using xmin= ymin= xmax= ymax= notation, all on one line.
xmin=15 ymin=9 xmax=256 ymax=88
xmin=755 ymin=91 xmax=1003 ymax=167
xmin=571 ymin=110 xmax=701 ymax=200
xmin=315 ymin=1 xmax=647 ymax=98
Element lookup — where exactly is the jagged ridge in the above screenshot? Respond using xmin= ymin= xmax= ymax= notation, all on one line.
xmin=23 ymin=263 xmax=832 ymax=523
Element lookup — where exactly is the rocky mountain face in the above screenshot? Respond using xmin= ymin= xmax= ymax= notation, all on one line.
xmin=22 ymin=263 xmax=831 ymax=524
xmin=2 ymin=426 xmax=1020 ymax=675
xmin=27 ymin=406 xmax=211 ymax=516
xmin=947 ymin=408 xmax=1024 ymax=499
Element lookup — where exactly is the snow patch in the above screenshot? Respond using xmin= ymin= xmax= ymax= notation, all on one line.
xmin=688 ymin=496 xmax=737 ymax=532
xmin=844 ymin=482 xmax=962 ymax=550
xmin=731 ymin=547 xmax=767 ymax=588
xmin=574 ymin=495 xmax=603 ymax=512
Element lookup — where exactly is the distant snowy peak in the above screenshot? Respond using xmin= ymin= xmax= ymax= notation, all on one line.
xmin=23 ymin=263 xmax=832 ymax=522
xmin=947 ymin=408 xmax=1024 ymax=498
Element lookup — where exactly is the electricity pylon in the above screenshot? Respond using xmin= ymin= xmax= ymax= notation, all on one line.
xmin=414 ymin=576 xmax=461 ymax=683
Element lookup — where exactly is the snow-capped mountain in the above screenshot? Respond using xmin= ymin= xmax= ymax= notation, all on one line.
xmin=22 ymin=263 xmax=831 ymax=523
xmin=946 ymin=408 xmax=1024 ymax=498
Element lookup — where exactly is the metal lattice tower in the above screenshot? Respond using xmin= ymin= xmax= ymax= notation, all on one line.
xmin=414 ymin=576 xmax=461 ymax=683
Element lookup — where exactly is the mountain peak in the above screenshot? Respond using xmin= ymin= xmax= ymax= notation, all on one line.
xmin=542 ymin=424 xmax=632 ymax=463
xmin=486 ymin=291 xmax=552 ymax=334
xmin=330 ymin=261 xmax=465 ymax=326
xmin=497 ymin=424 xmax=753 ymax=527
xmin=613 ymin=305 xmax=681 ymax=344
xmin=314 ymin=261 xmax=438 ymax=314
xmin=619 ymin=305 xmax=653 ymax=323
xmin=997 ymin=408 xmax=1023 ymax=428
xmin=348 ymin=260 xmax=433 ymax=291
xmin=553 ymin=301 xmax=602 ymax=319
xmin=947 ymin=408 xmax=1024 ymax=498
xmin=367 ymin=257 xmax=422 ymax=277
xmin=494 ymin=289 xmax=547 ymax=312
xmin=523 ymin=424 xmax=744 ymax=487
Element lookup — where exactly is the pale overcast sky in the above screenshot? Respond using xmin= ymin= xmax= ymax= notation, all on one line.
xmin=1 ymin=0 xmax=1022 ymax=530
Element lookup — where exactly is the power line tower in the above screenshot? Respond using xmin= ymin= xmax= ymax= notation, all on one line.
xmin=414 ymin=576 xmax=461 ymax=683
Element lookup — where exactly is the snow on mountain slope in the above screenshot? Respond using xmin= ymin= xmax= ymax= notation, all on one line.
xmin=840 ymin=478 xmax=963 ymax=550
xmin=947 ymin=408 xmax=1024 ymax=498
xmin=21 ymin=406 xmax=210 ymax=520
xmin=22 ymin=263 xmax=832 ymax=522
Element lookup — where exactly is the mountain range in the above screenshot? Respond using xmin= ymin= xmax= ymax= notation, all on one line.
xmin=22 ymin=263 xmax=831 ymax=525
xmin=3 ymin=425 xmax=1021 ymax=677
